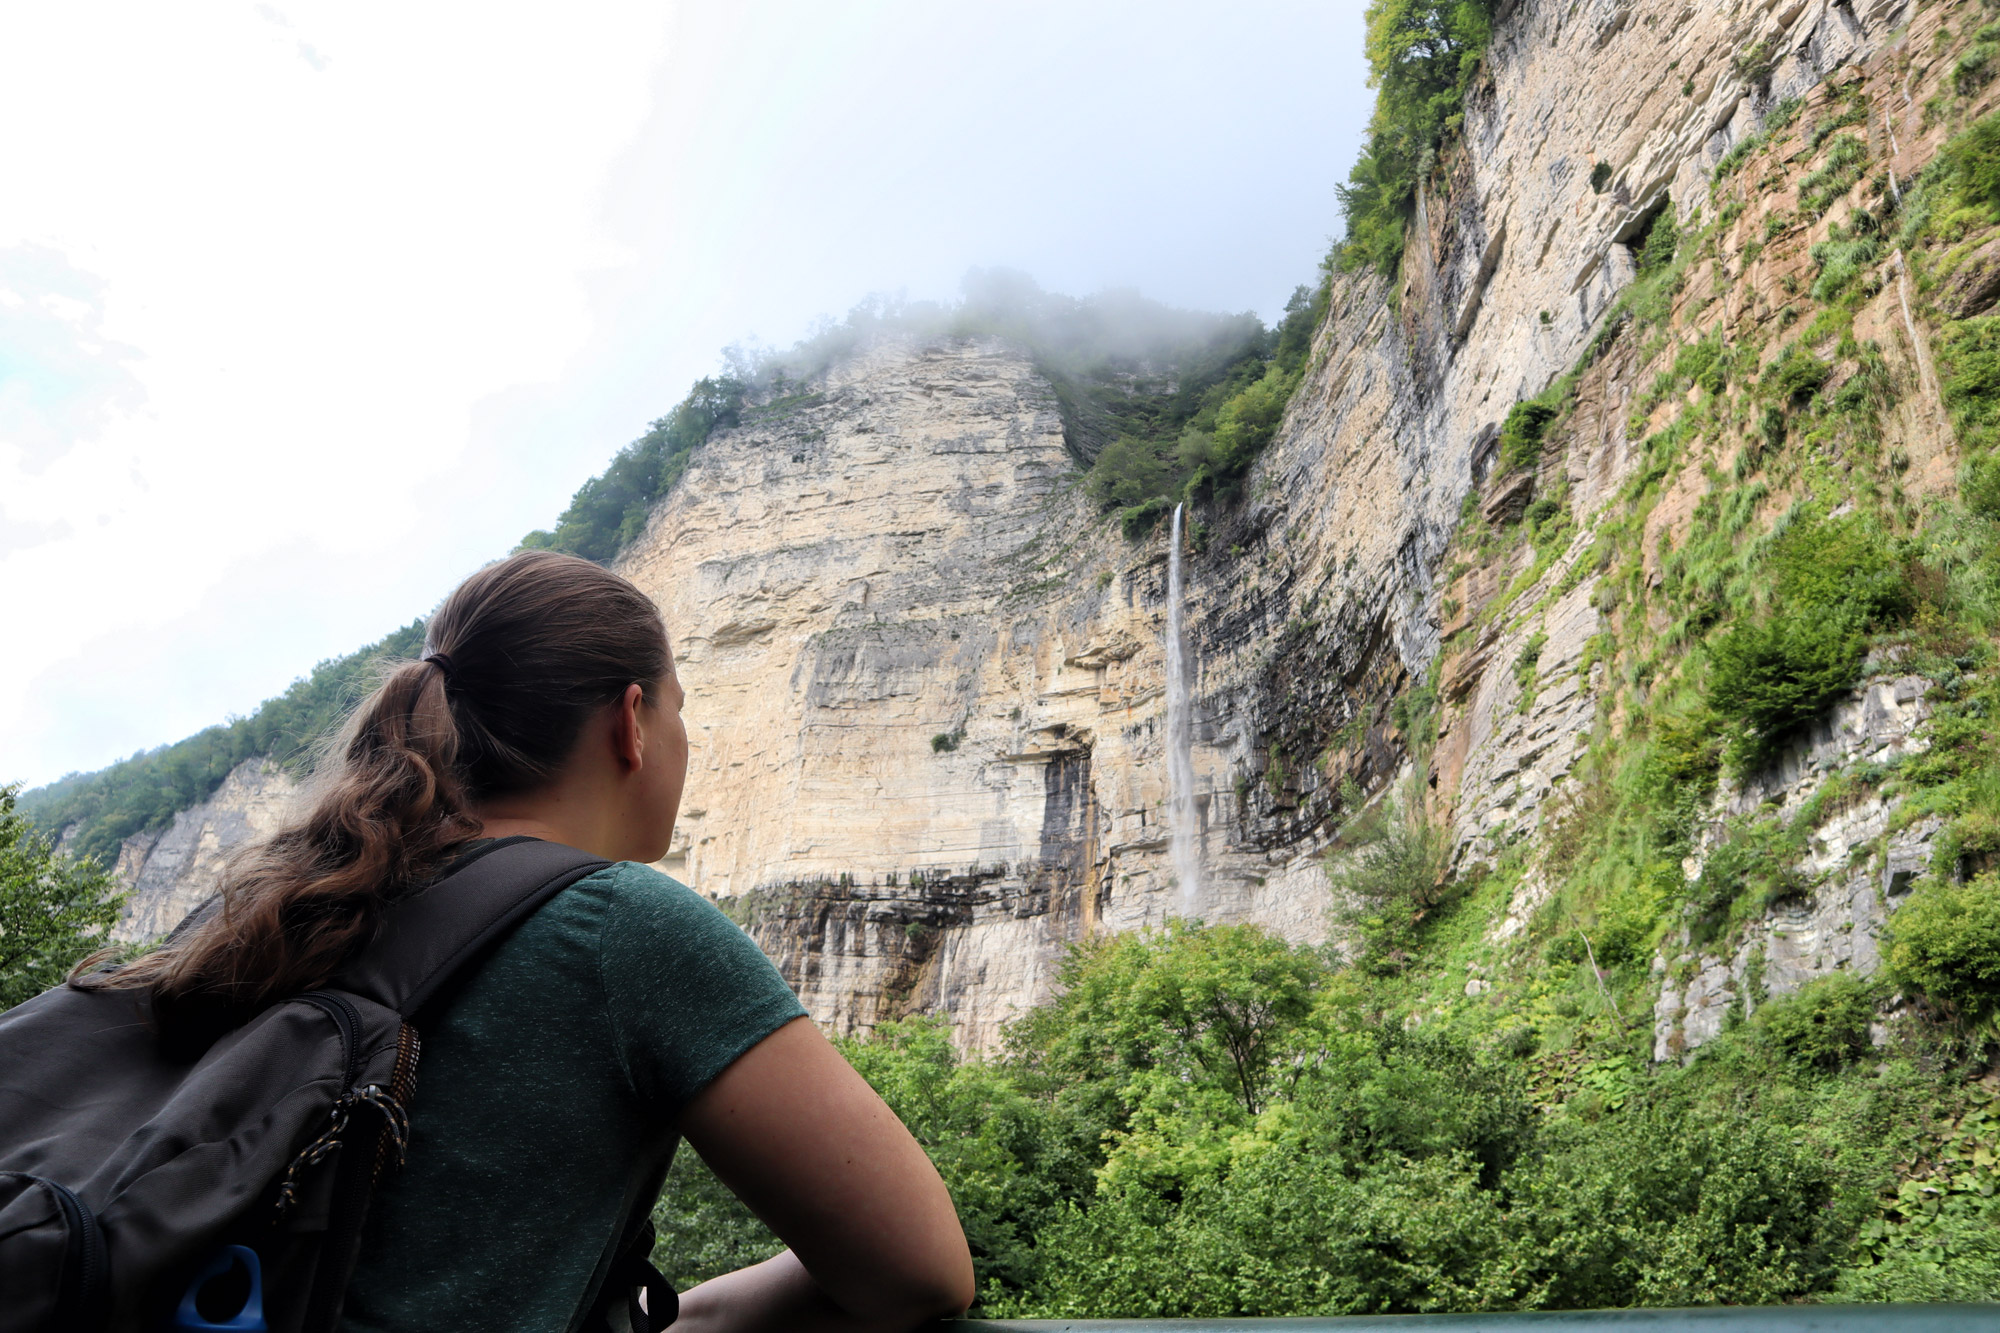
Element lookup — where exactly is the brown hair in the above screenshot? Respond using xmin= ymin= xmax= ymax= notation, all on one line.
xmin=74 ymin=550 xmax=668 ymax=1022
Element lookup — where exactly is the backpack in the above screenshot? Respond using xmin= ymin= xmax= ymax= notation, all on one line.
xmin=0 ymin=836 xmax=677 ymax=1333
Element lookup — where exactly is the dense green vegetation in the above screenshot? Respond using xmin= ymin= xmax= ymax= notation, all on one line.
xmin=18 ymin=622 xmax=426 ymax=864
xmin=1082 ymin=283 xmax=1329 ymax=536
xmin=654 ymin=918 xmax=2000 ymax=1314
xmin=1336 ymin=1 xmax=1496 ymax=279
xmin=0 ymin=785 xmax=121 ymax=1008
xmin=520 ymin=378 xmax=744 ymax=564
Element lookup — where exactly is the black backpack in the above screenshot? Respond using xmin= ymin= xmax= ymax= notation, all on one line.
xmin=0 ymin=836 xmax=676 ymax=1333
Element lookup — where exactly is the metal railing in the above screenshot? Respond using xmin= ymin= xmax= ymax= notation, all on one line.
xmin=952 ymin=1306 xmax=1998 ymax=1331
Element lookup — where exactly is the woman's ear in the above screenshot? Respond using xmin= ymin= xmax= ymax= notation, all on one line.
xmin=614 ymin=682 xmax=647 ymax=772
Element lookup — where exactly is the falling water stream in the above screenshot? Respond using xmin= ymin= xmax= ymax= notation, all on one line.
xmin=1165 ymin=504 xmax=1201 ymax=917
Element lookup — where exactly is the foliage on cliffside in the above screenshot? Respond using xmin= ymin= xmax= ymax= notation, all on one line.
xmin=19 ymin=621 xmax=427 ymax=864
xmin=1336 ymin=0 xmax=1496 ymax=279
xmin=519 ymin=378 xmax=744 ymax=564
xmin=1083 ymin=282 xmax=1329 ymax=537
xmin=0 ymin=785 xmax=121 ymax=1008
xmin=520 ymin=269 xmax=1331 ymax=557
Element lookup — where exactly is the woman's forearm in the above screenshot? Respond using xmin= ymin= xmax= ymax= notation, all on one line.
xmin=669 ymin=1249 xmax=956 ymax=1333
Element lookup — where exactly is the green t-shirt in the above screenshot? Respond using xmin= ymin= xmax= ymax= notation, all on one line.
xmin=338 ymin=858 xmax=806 ymax=1333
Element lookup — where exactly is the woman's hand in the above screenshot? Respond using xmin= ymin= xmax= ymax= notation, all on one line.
xmin=668 ymin=1017 xmax=975 ymax=1332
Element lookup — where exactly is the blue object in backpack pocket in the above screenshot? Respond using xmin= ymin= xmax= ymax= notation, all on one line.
xmin=171 ymin=1245 xmax=267 ymax=1332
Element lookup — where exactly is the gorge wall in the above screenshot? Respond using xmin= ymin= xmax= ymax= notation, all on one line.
xmin=105 ymin=0 xmax=1993 ymax=1055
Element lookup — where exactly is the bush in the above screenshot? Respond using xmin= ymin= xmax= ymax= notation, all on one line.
xmin=1764 ymin=344 xmax=1832 ymax=404
xmin=1499 ymin=398 xmax=1559 ymax=472
xmin=1329 ymin=786 xmax=1453 ymax=974
xmin=1887 ymin=875 xmax=2000 ymax=1023
xmin=1708 ymin=612 xmax=1865 ymax=772
xmin=0 ymin=786 xmax=123 ymax=1008
xmin=1121 ymin=496 xmax=1174 ymax=540
xmin=1942 ymin=109 xmax=2000 ymax=219
xmin=1799 ymin=135 xmax=1868 ymax=217
xmin=1957 ymin=37 xmax=2000 ymax=99
xmin=1756 ymin=973 xmax=1880 ymax=1072
xmin=1938 ymin=315 xmax=2000 ymax=455
xmin=1770 ymin=513 xmax=1912 ymax=625
xmin=1810 ymin=233 xmax=1882 ymax=303
xmin=1704 ymin=514 xmax=1907 ymax=773
xmin=1967 ymin=455 xmax=2000 ymax=521
xmin=1634 ymin=207 xmax=1680 ymax=279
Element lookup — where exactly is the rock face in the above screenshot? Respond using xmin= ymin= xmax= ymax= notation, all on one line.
xmin=101 ymin=0 xmax=1984 ymax=1054
xmin=110 ymin=758 xmax=299 ymax=942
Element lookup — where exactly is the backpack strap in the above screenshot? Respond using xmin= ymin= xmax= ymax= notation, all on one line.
xmin=333 ymin=837 xmax=612 ymax=1018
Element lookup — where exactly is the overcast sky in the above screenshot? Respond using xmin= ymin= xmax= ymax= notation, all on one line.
xmin=1 ymin=1 xmax=1372 ymax=791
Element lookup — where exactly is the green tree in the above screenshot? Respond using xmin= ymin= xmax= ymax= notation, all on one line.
xmin=1336 ymin=1 xmax=1496 ymax=278
xmin=0 ymin=784 xmax=124 ymax=1009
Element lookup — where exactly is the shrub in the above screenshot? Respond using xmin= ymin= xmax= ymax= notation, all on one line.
xmin=1329 ymin=785 xmax=1453 ymax=974
xmin=1887 ymin=874 xmax=2000 ymax=1023
xmin=1634 ymin=207 xmax=1680 ymax=279
xmin=1770 ymin=514 xmax=1913 ymax=625
xmin=1942 ymin=109 xmax=2000 ymax=219
xmin=1810 ymin=233 xmax=1882 ymax=303
xmin=1499 ymin=398 xmax=1559 ymax=472
xmin=1938 ymin=315 xmax=2000 ymax=454
xmin=1591 ymin=161 xmax=1613 ymax=193
xmin=1799 ymin=135 xmax=1869 ymax=217
xmin=0 ymin=786 xmax=124 ymax=1007
xmin=1967 ymin=455 xmax=2000 ymax=521
xmin=1764 ymin=344 xmax=1832 ymax=403
xmin=1957 ymin=36 xmax=2000 ymax=98
xmin=1708 ymin=612 xmax=1866 ymax=772
xmin=1121 ymin=496 xmax=1174 ymax=540
xmin=1755 ymin=973 xmax=1880 ymax=1072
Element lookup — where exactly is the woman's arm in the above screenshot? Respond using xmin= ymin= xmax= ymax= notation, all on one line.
xmin=668 ymin=1016 xmax=975 ymax=1333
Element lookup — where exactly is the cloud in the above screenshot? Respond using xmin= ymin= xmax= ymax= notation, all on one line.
xmin=0 ymin=245 xmax=145 ymax=472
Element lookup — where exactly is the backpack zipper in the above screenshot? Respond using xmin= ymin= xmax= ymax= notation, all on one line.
xmin=295 ymin=991 xmax=363 ymax=1090
xmin=370 ymin=1024 xmax=422 ymax=1186
xmin=45 ymin=1177 xmax=110 ymax=1330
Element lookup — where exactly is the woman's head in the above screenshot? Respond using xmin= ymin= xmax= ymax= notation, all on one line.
xmin=76 ymin=550 xmax=675 ymax=1017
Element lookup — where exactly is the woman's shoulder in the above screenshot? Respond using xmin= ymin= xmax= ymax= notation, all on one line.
xmin=570 ymin=861 xmax=766 ymax=963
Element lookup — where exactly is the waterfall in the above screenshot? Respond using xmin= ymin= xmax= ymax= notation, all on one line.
xmin=1165 ymin=503 xmax=1201 ymax=917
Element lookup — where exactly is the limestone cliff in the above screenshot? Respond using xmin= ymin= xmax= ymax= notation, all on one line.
xmin=105 ymin=758 xmax=298 ymax=941
xmin=606 ymin=0 xmax=1962 ymax=1048
xmin=91 ymin=0 xmax=1994 ymax=1058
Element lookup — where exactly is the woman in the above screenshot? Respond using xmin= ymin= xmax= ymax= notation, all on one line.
xmin=80 ymin=550 xmax=973 ymax=1331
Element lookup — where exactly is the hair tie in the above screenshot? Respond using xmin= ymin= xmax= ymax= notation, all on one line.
xmin=422 ymin=651 xmax=456 ymax=680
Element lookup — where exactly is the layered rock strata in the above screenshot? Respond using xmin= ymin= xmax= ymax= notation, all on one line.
xmin=108 ymin=758 xmax=299 ymax=942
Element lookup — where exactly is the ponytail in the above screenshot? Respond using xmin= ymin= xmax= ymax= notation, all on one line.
xmin=74 ymin=551 xmax=668 ymax=1022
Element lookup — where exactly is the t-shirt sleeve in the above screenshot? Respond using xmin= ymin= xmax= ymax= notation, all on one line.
xmin=593 ymin=862 xmax=808 ymax=1115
